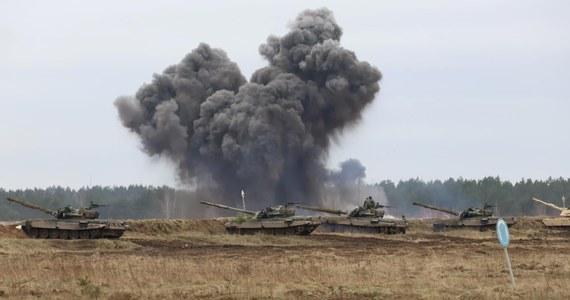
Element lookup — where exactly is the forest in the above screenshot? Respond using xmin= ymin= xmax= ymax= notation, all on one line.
xmin=1 ymin=176 xmax=568 ymax=220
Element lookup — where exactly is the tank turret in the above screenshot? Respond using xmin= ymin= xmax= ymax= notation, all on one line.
xmin=7 ymin=197 xmax=102 ymax=219
xmin=532 ymin=197 xmax=570 ymax=217
xmin=348 ymin=202 xmax=388 ymax=218
xmin=200 ymin=200 xmax=317 ymax=235
xmin=297 ymin=200 xmax=388 ymax=218
xmin=413 ymin=201 xmax=494 ymax=219
xmin=458 ymin=205 xmax=494 ymax=218
xmin=200 ymin=201 xmax=295 ymax=219
xmin=531 ymin=197 xmax=570 ymax=230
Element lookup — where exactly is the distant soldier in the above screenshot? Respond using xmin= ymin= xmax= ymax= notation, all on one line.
xmin=363 ymin=196 xmax=376 ymax=210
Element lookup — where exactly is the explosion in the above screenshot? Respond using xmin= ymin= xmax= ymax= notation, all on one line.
xmin=115 ymin=8 xmax=381 ymax=206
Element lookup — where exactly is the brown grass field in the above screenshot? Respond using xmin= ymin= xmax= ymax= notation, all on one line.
xmin=0 ymin=218 xmax=568 ymax=299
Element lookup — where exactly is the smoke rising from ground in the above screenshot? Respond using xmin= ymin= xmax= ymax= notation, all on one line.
xmin=115 ymin=8 xmax=381 ymax=207
xmin=321 ymin=159 xmax=371 ymax=211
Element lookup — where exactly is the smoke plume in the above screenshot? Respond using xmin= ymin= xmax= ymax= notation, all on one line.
xmin=115 ymin=8 xmax=382 ymax=207
xmin=323 ymin=159 xmax=367 ymax=209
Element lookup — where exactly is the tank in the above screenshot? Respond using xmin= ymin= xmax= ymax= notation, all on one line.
xmin=200 ymin=201 xmax=320 ymax=235
xmin=295 ymin=196 xmax=408 ymax=234
xmin=412 ymin=201 xmax=516 ymax=231
xmin=6 ymin=197 xmax=128 ymax=239
xmin=532 ymin=197 xmax=570 ymax=230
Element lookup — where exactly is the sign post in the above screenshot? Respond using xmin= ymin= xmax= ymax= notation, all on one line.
xmin=496 ymin=218 xmax=515 ymax=289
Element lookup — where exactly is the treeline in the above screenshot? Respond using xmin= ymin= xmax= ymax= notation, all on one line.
xmin=380 ymin=177 xmax=569 ymax=218
xmin=0 ymin=185 xmax=184 ymax=221
xmin=1 ymin=177 xmax=568 ymax=220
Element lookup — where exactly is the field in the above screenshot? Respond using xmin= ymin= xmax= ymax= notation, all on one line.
xmin=0 ymin=218 xmax=568 ymax=299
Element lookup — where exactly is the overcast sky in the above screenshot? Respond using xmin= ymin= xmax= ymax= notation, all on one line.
xmin=1 ymin=0 xmax=569 ymax=189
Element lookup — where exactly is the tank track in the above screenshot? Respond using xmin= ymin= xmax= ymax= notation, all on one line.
xmin=225 ymin=224 xmax=319 ymax=235
xmin=322 ymin=223 xmax=406 ymax=234
xmin=22 ymin=227 xmax=124 ymax=239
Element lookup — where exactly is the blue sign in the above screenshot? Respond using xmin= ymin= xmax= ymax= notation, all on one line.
xmin=496 ymin=218 xmax=510 ymax=248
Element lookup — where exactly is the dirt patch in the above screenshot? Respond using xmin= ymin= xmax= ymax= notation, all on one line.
xmin=126 ymin=219 xmax=227 ymax=235
xmin=511 ymin=217 xmax=548 ymax=230
xmin=0 ymin=223 xmax=26 ymax=239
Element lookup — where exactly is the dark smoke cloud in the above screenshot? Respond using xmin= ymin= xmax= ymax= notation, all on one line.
xmin=328 ymin=159 xmax=366 ymax=187
xmin=115 ymin=8 xmax=382 ymax=207
xmin=326 ymin=159 xmax=367 ymax=205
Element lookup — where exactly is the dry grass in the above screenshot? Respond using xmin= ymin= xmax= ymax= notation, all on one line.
xmin=0 ymin=218 xmax=568 ymax=299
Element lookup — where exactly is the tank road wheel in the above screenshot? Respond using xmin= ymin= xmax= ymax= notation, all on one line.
xmin=48 ymin=229 xmax=59 ymax=239
xmin=89 ymin=229 xmax=101 ymax=239
xmin=59 ymin=230 xmax=69 ymax=239
xmin=39 ymin=229 xmax=49 ymax=239
xmin=28 ymin=228 xmax=39 ymax=238
xmin=69 ymin=230 xmax=79 ymax=240
xmin=79 ymin=230 xmax=90 ymax=239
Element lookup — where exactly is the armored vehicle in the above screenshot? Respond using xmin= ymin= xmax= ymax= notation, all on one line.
xmin=200 ymin=201 xmax=320 ymax=235
xmin=295 ymin=196 xmax=408 ymax=234
xmin=412 ymin=201 xmax=515 ymax=231
xmin=532 ymin=197 xmax=570 ymax=230
xmin=6 ymin=197 xmax=128 ymax=239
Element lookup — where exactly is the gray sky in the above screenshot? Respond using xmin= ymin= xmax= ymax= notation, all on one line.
xmin=1 ymin=0 xmax=569 ymax=189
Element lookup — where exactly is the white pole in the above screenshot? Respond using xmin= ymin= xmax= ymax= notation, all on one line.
xmin=503 ymin=247 xmax=516 ymax=289
xmin=241 ymin=190 xmax=246 ymax=210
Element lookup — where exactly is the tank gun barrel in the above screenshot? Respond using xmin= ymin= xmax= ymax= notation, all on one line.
xmin=6 ymin=197 xmax=57 ymax=216
xmin=88 ymin=201 xmax=108 ymax=209
xmin=532 ymin=197 xmax=564 ymax=212
xmin=295 ymin=204 xmax=347 ymax=215
xmin=412 ymin=201 xmax=459 ymax=216
xmin=375 ymin=204 xmax=391 ymax=208
xmin=200 ymin=201 xmax=257 ymax=215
